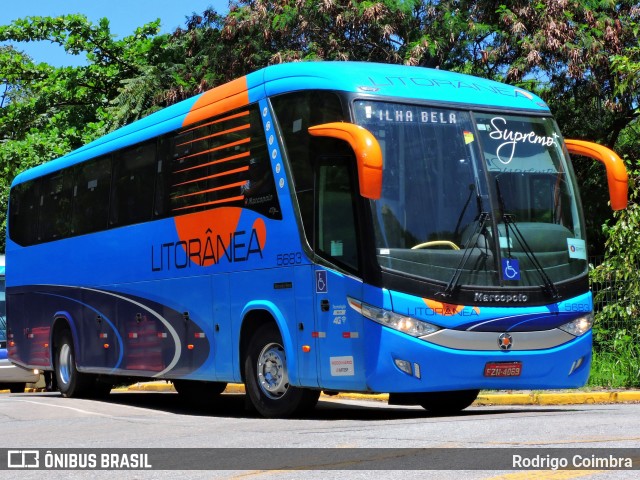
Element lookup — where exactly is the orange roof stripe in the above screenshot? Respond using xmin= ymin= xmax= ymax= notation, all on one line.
xmin=183 ymin=77 xmax=249 ymax=127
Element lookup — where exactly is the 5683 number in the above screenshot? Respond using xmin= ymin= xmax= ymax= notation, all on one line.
xmin=276 ymin=252 xmax=303 ymax=266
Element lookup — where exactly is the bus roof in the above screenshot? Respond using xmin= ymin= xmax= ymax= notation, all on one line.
xmin=12 ymin=61 xmax=550 ymax=186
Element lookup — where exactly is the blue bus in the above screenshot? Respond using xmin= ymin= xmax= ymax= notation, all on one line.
xmin=5 ymin=62 xmax=627 ymax=417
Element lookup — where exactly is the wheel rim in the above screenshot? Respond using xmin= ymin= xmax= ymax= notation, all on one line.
xmin=256 ymin=342 xmax=289 ymax=399
xmin=58 ymin=343 xmax=72 ymax=386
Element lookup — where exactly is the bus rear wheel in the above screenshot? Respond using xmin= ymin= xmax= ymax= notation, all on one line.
xmin=244 ymin=324 xmax=319 ymax=418
xmin=55 ymin=330 xmax=95 ymax=398
xmin=418 ymin=389 xmax=480 ymax=414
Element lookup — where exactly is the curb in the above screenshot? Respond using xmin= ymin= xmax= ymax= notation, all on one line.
xmin=120 ymin=382 xmax=640 ymax=405
xmin=475 ymin=390 xmax=640 ymax=405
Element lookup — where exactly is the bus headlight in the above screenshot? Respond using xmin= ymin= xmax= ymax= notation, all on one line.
xmin=558 ymin=313 xmax=594 ymax=336
xmin=348 ymin=297 xmax=441 ymax=337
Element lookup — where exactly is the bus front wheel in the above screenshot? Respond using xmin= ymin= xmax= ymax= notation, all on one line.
xmin=55 ymin=330 xmax=94 ymax=398
xmin=418 ymin=389 xmax=480 ymax=414
xmin=244 ymin=324 xmax=319 ymax=418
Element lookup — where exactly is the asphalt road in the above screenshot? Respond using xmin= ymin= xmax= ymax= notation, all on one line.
xmin=1 ymin=389 xmax=638 ymax=479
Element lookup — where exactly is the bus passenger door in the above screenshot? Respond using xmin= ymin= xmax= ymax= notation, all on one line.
xmin=312 ymin=156 xmax=367 ymax=391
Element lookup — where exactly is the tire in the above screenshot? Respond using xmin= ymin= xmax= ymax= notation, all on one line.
xmin=8 ymin=383 xmax=26 ymax=393
xmin=173 ymin=379 xmax=227 ymax=402
xmin=244 ymin=324 xmax=319 ymax=418
xmin=418 ymin=389 xmax=480 ymax=414
xmin=55 ymin=330 xmax=95 ymax=398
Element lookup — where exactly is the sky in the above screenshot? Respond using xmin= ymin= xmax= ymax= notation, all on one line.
xmin=0 ymin=0 xmax=230 ymax=66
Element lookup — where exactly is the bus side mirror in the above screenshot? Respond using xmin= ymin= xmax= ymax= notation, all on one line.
xmin=308 ymin=122 xmax=383 ymax=200
xmin=565 ymin=139 xmax=628 ymax=211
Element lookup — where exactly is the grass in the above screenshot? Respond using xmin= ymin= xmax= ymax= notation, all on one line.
xmin=588 ymin=346 xmax=640 ymax=388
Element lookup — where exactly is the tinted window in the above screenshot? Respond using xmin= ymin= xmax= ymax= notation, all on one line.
xmin=316 ymin=159 xmax=360 ymax=271
xmin=110 ymin=142 xmax=157 ymax=226
xmin=271 ymin=91 xmax=345 ymax=238
xmin=9 ymin=181 xmax=40 ymax=246
xmin=72 ymin=156 xmax=112 ymax=235
xmin=8 ymin=103 xmax=279 ymax=247
xmin=38 ymin=171 xmax=73 ymax=241
xmin=165 ymin=105 xmax=281 ymax=219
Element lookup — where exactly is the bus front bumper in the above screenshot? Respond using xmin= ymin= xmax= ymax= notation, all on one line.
xmin=363 ymin=323 xmax=592 ymax=393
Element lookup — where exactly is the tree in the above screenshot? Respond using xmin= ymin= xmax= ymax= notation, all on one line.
xmin=2 ymin=2 xmax=639 ymax=258
xmin=0 ymin=14 xmax=168 ymax=250
xmin=108 ymin=8 xmax=233 ymax=112
xmin=467 ymin=1 xmax=640 ymax=256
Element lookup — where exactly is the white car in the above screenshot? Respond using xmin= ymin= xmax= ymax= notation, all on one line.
xmin=0 ymin=346 xmax=42 ymax=393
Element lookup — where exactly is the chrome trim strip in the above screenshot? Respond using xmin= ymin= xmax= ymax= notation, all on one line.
xmin=420 ymin=328 xmax=576 ymax=351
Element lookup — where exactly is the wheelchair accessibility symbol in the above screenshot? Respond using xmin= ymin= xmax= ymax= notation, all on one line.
xmin=316 ymin=270 xmax=328 ymax=293
xmin=502 ymin=258 xmax=521 ymax=280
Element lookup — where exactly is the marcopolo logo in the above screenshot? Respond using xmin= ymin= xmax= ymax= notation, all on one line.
xmin=474 ymin=292 xmax=529 ymax=303
xmin=498 ymin=333 xmax=513 ymax=350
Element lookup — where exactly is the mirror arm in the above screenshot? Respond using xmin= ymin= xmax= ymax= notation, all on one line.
xmin=565 ymin=139 xmax=628 ymax=211
xmin=309 ymin=122 xmax=383 ymax=199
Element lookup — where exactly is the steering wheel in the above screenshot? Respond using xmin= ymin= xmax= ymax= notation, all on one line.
xmin=411 ymin=240 xmax=460 ymax=250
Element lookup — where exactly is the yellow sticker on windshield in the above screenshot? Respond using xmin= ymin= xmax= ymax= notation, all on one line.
xmin=463 ymin=131 xmax=474 ymax=144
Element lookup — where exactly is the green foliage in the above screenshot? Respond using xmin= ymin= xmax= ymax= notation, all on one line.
xmin=588 ymin=330 xmax=640 ymax=388
xmin=0 ymin=14 xmax=167 ymax=251
xmin=591 ymin=158 xmax=640 ymax=297
xmin=589 ymin=153 xmax=640 ymax=386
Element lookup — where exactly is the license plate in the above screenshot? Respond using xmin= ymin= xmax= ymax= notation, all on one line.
xmin=484 ymin=361 xmax=522 ymax=377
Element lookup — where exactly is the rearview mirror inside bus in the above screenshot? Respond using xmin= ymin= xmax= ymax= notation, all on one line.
xmin=308 ymin=122 xmax=383 ymax=199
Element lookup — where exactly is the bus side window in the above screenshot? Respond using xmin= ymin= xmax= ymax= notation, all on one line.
xmin=168 ymin=114 xmax=249 ymax=214
xmin=271 ymin=91 xmax=346 ymax=241
xmin=240 ymin=108 xmax=281 ymax=218
xmin=38 ymin=171 xmax=73 ymax=242
xmin=9 ymin=181 xmax=40 ymax=246
xmin=166 ymin=130 xmax=194 ymax=214
xmin=162 ymin=104 xmax=281 ymax=218
xmin=153 ymin=136 xmax=168 ymax=218
xmin=110 ymin=141 xmax=157 ymax=227
xmin=316 ymin=157 xmax=360 ymax=272
xmin=72 ymin=155 xmax=112 ymax=236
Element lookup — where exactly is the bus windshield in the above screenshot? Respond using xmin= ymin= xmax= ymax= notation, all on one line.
xmin=353 ymin=100 xmax=586 ymax=288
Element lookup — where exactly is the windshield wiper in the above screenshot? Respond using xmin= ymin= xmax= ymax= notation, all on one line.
xmin=495 ymin=178 xmax=560 ymax=300
xmin=438 ymin=211 xmax=491 ymax=299
xmin=453 ymin=184 xmax=477 ymax=239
